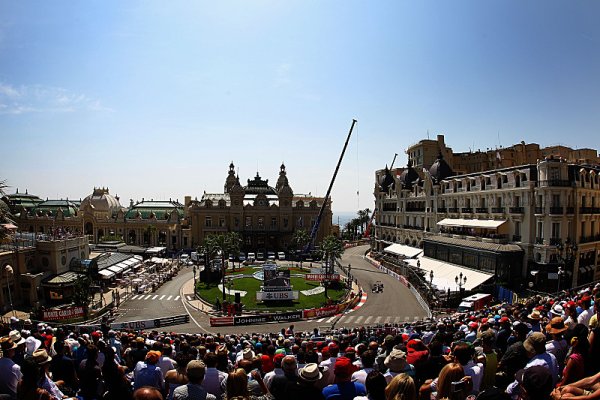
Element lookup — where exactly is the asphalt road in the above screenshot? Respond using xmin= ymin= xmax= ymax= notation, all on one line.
xmin=115 ymin=245 xmax=429 ymax=334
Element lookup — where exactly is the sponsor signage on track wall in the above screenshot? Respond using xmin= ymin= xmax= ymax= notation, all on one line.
xmin=233 ymin=311 xmax=302 ymax=326
xmin=43 ymin=307 xmax=85 ymax=321
xmin=256 ymin=291 xmax=299 ymax=301
xmin=305 ymin=274 xmax=341 ymax=281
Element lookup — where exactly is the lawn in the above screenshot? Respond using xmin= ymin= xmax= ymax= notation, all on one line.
xmin=197 ymin=276 xmax=347 ymax=312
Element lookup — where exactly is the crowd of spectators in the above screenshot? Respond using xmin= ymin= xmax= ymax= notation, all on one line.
xmin=1 ymin=282 xmax=599 ymax=400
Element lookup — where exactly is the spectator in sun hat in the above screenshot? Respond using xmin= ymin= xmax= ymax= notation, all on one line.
xmin=295 ymin=363 xmax=325 ymax=400
xmin=33 ymin=348 xmax=68 ymax=399
xmin=577 ymin=296 xmax=593 ymax=326
xmin=383 ymin=348 xmax=415 ymax=383
xmin=322 ymin=357 xmax=366 ymax=400
xmin=527 ymin=309 xmax=543 ymax=332
xmin=133 ymin=350 xmax=165 ymax=392
xmin=24 ymin=335 xmax=42 ymax=358
xmin=508 ymin=332 xmax=558 ymax=395
xmin=544 ymin=316 xmax=569 ymax=371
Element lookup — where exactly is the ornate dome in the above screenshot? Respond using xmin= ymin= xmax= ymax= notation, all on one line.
xmin=82 ymin=187 xmax=122 ymax=213
xmin=429 ymin=153 xmax=454 ymax=183
xmin=378 ymin=166 xmax=395 ymax=192
xmin=398 ymin=160 xmax=420 ymax=190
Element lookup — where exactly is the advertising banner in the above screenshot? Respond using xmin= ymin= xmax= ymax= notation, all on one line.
xmin=234 ymin=311 xmax=302 ymax=326
xmin=305 ymin=274 xmax=341 ymax=281
xmin=43 ymin=306 xmax=85 ymax=321
xmin=302 ymin=305 xmax=339 ymax=319
xmin=209 ymin=317 xmax=235 ymax=327
xmin=256 ymin=290 xmax=299 ymax=301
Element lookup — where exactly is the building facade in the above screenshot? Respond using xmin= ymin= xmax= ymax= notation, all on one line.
xmin=375 ymin=154 xmax=600 ymax=291
xmin=186 ymin=162 xmax=333 ymax=252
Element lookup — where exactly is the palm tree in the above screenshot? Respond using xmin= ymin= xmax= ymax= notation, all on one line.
xmin=291 ymin=229 xmax=310 ymax=269
xmin=205 ymin=232 xmax=241 ymax=301
xmin=319 ymin=235 xmax=344 ymax=299
xmin=357 ymin=208 xmax=371 ymax=235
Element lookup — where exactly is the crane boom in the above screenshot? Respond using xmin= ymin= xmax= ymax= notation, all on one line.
xmin=305 ymin=119 xmax=357 ymax=253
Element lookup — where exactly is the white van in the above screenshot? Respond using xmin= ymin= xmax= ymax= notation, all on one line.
xmin=277 ymin=252 xmax=286 ymax=260
xmin=247 ymin=252 xmax=256 ymax=262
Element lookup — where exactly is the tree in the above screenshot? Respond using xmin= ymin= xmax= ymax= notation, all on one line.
xmin=291 ymin=229 xmax=310 ymax=269
xmin=144 ymin=224 xmax=157 ymax=246
xmin=72 ymin=275 xmax=92 ymax=316
xmin=357 ymin=208 xmax=372 ymax=235
xmin=205 ymin=232 xmax=241 ymax=301
xmin=319 ymin=235 xmax=345 ymax=299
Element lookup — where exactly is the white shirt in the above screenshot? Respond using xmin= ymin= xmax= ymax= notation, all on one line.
xmin=463 ymin=360 xmax=484 ymax=394
xmin=319 ymin=356 xmax=338 ymax=385
xmin=352 ymin=367 xmax=374 ymax=386
xmin=578 ymin=308 xmax=593 ymax=327
xmin=157 ymin=356 xmax=175 ymax=374
xmin=263 ymin=368 xmax=284 ymax=389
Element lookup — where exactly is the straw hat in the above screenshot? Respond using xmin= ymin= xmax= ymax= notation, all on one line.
xmin=32 ymin=349 xmax=52 ymax=365
xmin=545 ymin=317 xmax=568 ymax=335
xmin=527 ymin=310 xmax=542 ymax=321
xmin=298 ymin=363 xmax=322 ymax=382
xmin=0 ymin=337 xmax=17 ymax=352
xmin=9 ymin=330 xmax=26 ymax=346
xmin=384 ymin=348 xmax=407 ymax=372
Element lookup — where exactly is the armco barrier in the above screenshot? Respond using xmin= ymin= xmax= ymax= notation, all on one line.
xmin=209 ymin=317 xmax=234 ymax=327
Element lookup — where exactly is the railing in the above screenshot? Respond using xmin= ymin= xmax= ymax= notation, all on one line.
xmin=580 ymin=207 xmax=592 ymax=214
xmin=512 ymin=235 xmax=522 ymax=242
xmin=566 ymin=207 xmax=575 ymax=214
xmin=594 ymin=208 xmax=600 ymax=214
xmin=535 ymin=207 xmax=544 ymax=214
xmin=437 ymin=207 xmax=447 ymax=213
xmin=406 ymin=208 xmax=426 ymax=212
xmin=550 ymin=237 xmax=562 ymax=246
xmin=461 ymin=207 xmax=473 ymax=213
xmin=579 ymin=235 xmax=600 ymax=244
xmin=539 ymin=180 xmax=572 ymax=187
xmin=475 ymin=207 xmax=488 ymax=213
xmin=509 ymin=207 xmax=524 ymax=214
xmin=448 ymin=207 xmax=459 ymax=213
xmin=550 ymin=207 xmax=564 ymax=215
xmin=535 ymin=237 xmax=544 ymax=244
xmin=491 ymin=207 xmax=505 ymax=213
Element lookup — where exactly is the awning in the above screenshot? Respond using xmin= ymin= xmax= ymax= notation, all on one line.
xmin=108 ymin=265 xmax=124 ymax=274
xmin=384 ymin=244 xmax=423 ymax=259
xmin=405 ymin=256 xmax=494 ymax=292
xmin=99 ymin=269 xmax=115 ymax=279
xmin=1 ymin=223 xmax=18 ymax=230
xmin=437 ymin=218 xmax=506 ymax=229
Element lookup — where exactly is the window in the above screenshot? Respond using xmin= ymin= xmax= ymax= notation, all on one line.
xmin=549 ymin=167 xmax=560 ymax=181
xmin=515 ymin=221 xmax=521 ymax=236
xmin=205 ymin=216 xmax=212 ymax=227
xmin=552 ymin=195 xmax=561 ymax=207
xmin=581 ymin=221 xmax=586 ymax=237
xmin=271 ymin=217 xmax=277 ymax=228
xmin=552 ymin=223 xmax=560 ymax=239
xmin=537 ymin=221 xmax=544 ymax=239
xmin=297 ymin=216 xmax=303 ymax=228
xmin=234 ymin=217 xmax=239 ymax=227
xmin=258 ymin=217 xmax=265 ymax=229
xmin=245 ymin=216 xmax=252 ymax=228
xmin=219 ymin=217 xmax=226 ymax=227
xmin=283 ymin=218 xmax=289 ymax=228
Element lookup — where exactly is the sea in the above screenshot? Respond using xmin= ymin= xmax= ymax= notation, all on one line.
xmin=332 ymin=211 xmax=359 ymax=227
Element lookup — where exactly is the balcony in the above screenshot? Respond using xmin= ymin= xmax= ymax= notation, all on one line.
xmin=509 ymin=207 xmax=524 ymax=214
xmin=535 ymin=237 xmax=544 ymax=244
xmin=566 ymin=207 xmax=575 ymax=214
xmin=448 ymin=207 xmax=459 ymax=213
xmin=406 ymin=207 xmax=426 ymax=212
xmin=549 ymin=207 xmax=564 ymax=215
xmin=535 ymin=207 xmax=544 ymax=214
xmin=475 ymin=207 xmax=488 ymax=213
xmin=580 ymin=207 xmax=593 ymax=214
xmin=437 ymin=207 xmax=447 ymax=213
xmin=594 ymin=208 xmax=600 ymax=214
xmin=550 ymin=237 xmax=562 ymax=246
xmin=491 ymin=207 xmax=505 ymax=214
xmin=512 ymin=235 xmax=522 ymax=242
xmin=579 ymin=235 xmax=600 ymax=244
xmin=461 ymin=207 xmax=473 ymax=213
xmin=539 ymin=179 xmax=572 ymax=187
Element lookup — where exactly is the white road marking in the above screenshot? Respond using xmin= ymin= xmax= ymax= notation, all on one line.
xmin=344 ymin=316 xmax=355 ymax=323
xmin=167 ymin=295 xmax=173 ymax=300
xmin=394 ymin=316 xmax=402 ymax=323
xmin=175 ymin=296 xmax=180 ymax=301
xmin=144 ymin=295 xmax=152 ymax=300
xmin=316 ymin=318 xmax=325 ymax=323
xmin=374 ymin=316 xmax=382 ymax=323
xmin=152 ymin=295 xmax=158 ymax=300
xmin=160 ymin=295 xmax=166 ymax=300
xmin=364 ymin=316 xmax=373 ymax=324
xmin=355 ymin=316 xmax=364 ymax=323
xmin=131 ymin=295 xmax=139 ymax=300
xmin=326 ymin=316 xmax=337 ymax=323
xmin=186 ymin=296 xmax=192 ymax=300
xmin=384 ymin=316 xmax=392 ymax=323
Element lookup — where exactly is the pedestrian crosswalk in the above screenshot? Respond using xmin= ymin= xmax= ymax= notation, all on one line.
xmin=129 ymin=294 xmax=187 ymax=301
xmin=314 ymin=314 xmax=424 ymax=325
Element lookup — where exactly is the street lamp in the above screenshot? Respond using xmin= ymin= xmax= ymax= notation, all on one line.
xmin=430 ymin=270 xmax=434 ymax=286
xmin=4 ymin=265 xmax=15 ymax=316
xmin=455 ymin=272 xmax=467 ymax=294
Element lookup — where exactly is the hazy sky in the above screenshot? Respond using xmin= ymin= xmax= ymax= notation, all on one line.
xmin=1 ymin=1 xmax=599 ymax=213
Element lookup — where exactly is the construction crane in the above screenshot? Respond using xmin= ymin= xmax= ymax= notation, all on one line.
xmin=305 ymin=119 xmax=357 ymax=254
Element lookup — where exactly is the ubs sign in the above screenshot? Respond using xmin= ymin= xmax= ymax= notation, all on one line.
xmin=256 ymin=290 xmax=299 ymax=301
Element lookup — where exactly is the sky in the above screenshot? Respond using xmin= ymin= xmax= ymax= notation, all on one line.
xmin=1 ymin=1 xmax=599 ymax=213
